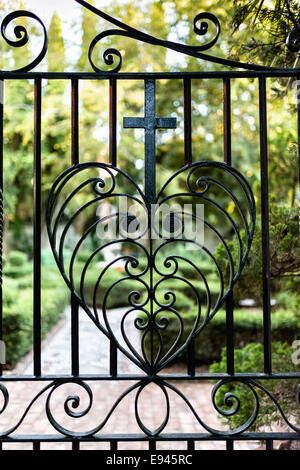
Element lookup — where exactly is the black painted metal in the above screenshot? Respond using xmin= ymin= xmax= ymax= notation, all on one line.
xmin=109 ymin=77 xmax=117 ymax=167
xmin=0 ymin=0 xmax=299 ymax=450
xmin=33 ymin=78 xmax=42 ymax=377
xmin=124 ymin=79 xmax=176 ymax=204
xmin=0 ymin=79 xmax=3 ymax=379
xmin=71 ymin=77 xmax=80 ymax=377
xmin=259 ymin=77 xmax=272 ymax=375
xmin=223 ymin=77 xmax=235 ymax=377
xmin=183 ymin=78 xmax=192 ymax=166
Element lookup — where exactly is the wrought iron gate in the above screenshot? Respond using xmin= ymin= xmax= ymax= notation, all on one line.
xmin=0 ymin=0 xmax=299 ymax=451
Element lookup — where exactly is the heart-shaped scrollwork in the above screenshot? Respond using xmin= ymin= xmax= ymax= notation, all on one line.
xmin=46 ymin=161 xmax=255 ymax=374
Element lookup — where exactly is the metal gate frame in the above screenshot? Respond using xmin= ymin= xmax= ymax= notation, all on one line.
xmin=0 ymin=0 xmax=299 ymax=451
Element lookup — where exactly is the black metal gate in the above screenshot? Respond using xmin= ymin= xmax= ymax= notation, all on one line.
xmin=0 ymin=0 xmax=299 ymax=451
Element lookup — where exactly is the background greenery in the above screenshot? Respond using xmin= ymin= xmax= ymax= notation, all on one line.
xmin=0 ymin=0 xmax=299 ymax=430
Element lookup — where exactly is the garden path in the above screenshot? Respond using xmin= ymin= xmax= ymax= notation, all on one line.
xmin=1 ymin=307 xmax=262 ymax=450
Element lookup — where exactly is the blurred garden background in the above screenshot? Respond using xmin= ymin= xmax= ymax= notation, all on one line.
xmin=0 ymin=0 xmax=300 ymax=436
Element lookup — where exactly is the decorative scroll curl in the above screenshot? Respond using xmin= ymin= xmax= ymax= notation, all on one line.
xmin=0 ymin=378 xmax=299 ymax=438
xmin=0 ymin=2 xmax=299 ymax=72
xmin=87 ymin=13 xmax=220 ymax=73
xmin=75 ymin=0 xmax=300 ymax=72
xmin=46 ymin=160 xmax=256 ymax=375
xmin=1 ymin=10 xmax=48 ymax=72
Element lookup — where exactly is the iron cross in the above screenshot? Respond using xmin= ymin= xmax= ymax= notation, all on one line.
xmin=123 ymin=79 xmax=177 ymax=204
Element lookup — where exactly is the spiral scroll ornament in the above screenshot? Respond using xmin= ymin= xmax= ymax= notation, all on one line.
xmin=1 ymin=2 xmax=300 ymax=72
xmin=46 ymin=160 xmax=256 ymax=374
xmin=1 ymin=10 xmax=48 ymax=72
xmin=87 ymin=12 xmax=221 ymax=73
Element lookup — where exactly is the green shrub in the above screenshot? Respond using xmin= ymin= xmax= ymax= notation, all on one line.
xmin=178 ymin=260 xmax=213 ymax=278
xmin=210 ymin=342 xmax=300 ymax=431
xmin=41 ymin=288 xmax=69 ymax=335
xmin=275 ymin=291 xmax=300 ymax=311
xmin=141 ymin=309 xmax=299 ymax=365
xmin=7 ymin=250 xmax=28 ymax=266
xmin=2 ymin=250 xmax=70 ymax=367
xmin=3 ymin=286 xmax=69 ymax=367
xmin=72 ymin=260 xmax=220 ymax=309
xmin=41 ymin=249 xmax=57 ymax=267
xmin=3 ymin=263 xmax=32 ymax=279
xmin=214 ymin=202 xmax=300 ymax=306
xmin=41 ymin=267 xmax=65 ymax=289
xmin=16 ymin=273 xmax=33 ymax=289
xmin=155 ymin=290 xmax=195 ymax=312
xmin=75 ymin=249 xmax=104 ymax=263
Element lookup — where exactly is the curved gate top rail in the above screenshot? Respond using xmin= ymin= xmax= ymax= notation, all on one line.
xmin=0 ymin=0 xmax=299 ymax=452
xmin=0 ymin=0 xmax=299 ymax=74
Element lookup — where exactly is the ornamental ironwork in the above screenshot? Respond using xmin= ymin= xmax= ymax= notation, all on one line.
xmin=0 ymin=0 xmax=299 ymax=450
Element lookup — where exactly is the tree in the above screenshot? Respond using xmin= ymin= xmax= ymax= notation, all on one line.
xmin=77 ymin=0 xmax=99 ymax=72
xmin=47 ymin=11 xmax=67 ymax=73
xmin=215 ymin=200 xmax=300 ymax=309
xmin=230 ymin=0 xmax=300 ymax=68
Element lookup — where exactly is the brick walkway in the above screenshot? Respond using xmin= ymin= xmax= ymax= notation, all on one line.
xmin=0 ymin=307 xmax=261 ymax=450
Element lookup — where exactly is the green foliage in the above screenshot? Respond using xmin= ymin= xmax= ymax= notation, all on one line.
xmin=230 ymin=0 xmax=299 ymax=68
xmin=3 ymin=263 xmax=32 ymax=279
xmin=77 ymin=0 xmax=99 ymax=72
xmin=47 ymin=11 xmax=66 ymax=72
xmin=210 ymin=342 xmax=300 ymax=430
xmin=3 ymin=287 xmax=69 ymax=366
xmin=75 ymin=249 xmax=104 ymax=263
xmin=72 ymin=255 xmax=221 ymax=309
xmin=7 ymin=250 xmax=27 ymax=266
xmin=215 ymin=201 xmax=300 ymax=306
xmin=1 ymin=0 xmax=299 ymax=373
xmin=142 ymin=308 xmax=298 ymax=365
xmin=2 ymin=252 xmax=69 ymax=367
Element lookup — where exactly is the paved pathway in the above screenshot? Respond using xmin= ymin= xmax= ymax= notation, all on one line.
xmin=0 ymin=307 xmax=262 ymax=450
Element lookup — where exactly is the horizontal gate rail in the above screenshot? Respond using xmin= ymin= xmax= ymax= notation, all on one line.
xmin=1 ymin=432 xmax=300 ymax=442
xmin=1 ymin=71 xmax=300 ymax=79
xmin=1 ymin=373 xmax=300 ymax=381
xmin=0 ymin=2 xmax=299 ymax=450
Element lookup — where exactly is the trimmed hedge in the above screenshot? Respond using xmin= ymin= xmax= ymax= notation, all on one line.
xmin=3 ymin=287 xmax=69 ymax=366
xmin=7 ymin=250 xmax=28 ymax=266
xmin=72 ymin=259 xmax=221 ymax=309
xmin=3 ymin=251 xmax=69 ymax=367
xmin=210 ymin=342 xmax=300 ymax=430
xmin=142 ymin=309 xmax=299 ymax=365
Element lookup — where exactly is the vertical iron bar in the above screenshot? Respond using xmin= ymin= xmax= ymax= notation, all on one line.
xmin=109 ymin=78 xmax=118 ymax=375
xmin=110 ymin=440 xmax=118 ymax=451
xmin=33 ymin=78 xmax=42 ymax=377
xmin=144 ymin=79 xmax=156 ymax=204
xmin=110 ymin=339 xmax=118 ymax=376
xmin=71 ymin=78 xmax=79 ymax=164
xmin=109 ymin=77 xmax=117 ymax=166
xmin=266 ymin=440 xmax=273 ymax=451
xmin=72 ymin=440 xmax=80 ymax=451
xmin=149 ymin=440 xmax=156 ymax=451
xmin=223 ymin=77 xmax=234 ymax=375
xmin=184 ymin=77 xmax=192 ymax=165
xmin=71 ymin=78 xmax=79 ymax=376
xmin=259 ymin=77 xmax=272 ymax=374
xmin=0 ymin=80 xmax=3 ymax=377
xmin=226 ymin=440 xmax=234 ymax=451
xmin=33 ymin=441 xmax=40 ymax=451
xmin=187 ymin=440 xmax=195 ymax=451
xmin=187 ymin=338 xmax=195 ymax=376
xmin=297 ymin=76 xmax=300 ymax=224
xmin=183 ymin=77 xmax=194 ymax=377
